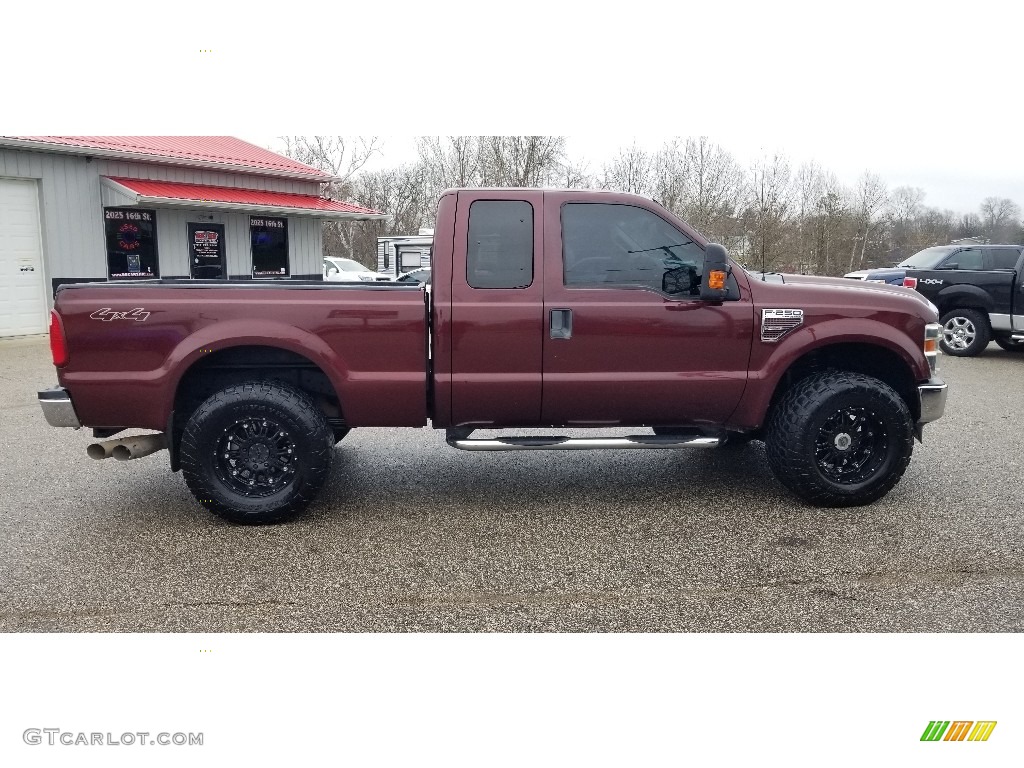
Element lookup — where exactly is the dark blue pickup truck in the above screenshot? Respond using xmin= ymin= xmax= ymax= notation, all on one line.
xmin=845 ymin=244 xmax=1022 ymax=286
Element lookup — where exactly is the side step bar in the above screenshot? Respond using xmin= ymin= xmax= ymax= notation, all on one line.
xmin=446 ymin=430 xmax=720 ymax=451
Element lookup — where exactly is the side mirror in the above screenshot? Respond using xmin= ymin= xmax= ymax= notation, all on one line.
xmin=662 ymin=266 xmax=695 ymax=295
xmin=327 ymin=266 xmax=339 ymax=276
xmin=700 ymin=243 xmax=731 ymax=301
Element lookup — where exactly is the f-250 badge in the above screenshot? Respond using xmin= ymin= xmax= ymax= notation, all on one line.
xmin=90 ymin=308 xmax=151 ymax=322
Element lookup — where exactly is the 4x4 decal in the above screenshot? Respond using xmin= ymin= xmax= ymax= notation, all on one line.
xmin=90 ymin=308 xmax=151 ymax=322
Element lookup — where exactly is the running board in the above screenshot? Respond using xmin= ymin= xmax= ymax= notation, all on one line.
xmin=446 ymin=431 xmax=721 ymax=451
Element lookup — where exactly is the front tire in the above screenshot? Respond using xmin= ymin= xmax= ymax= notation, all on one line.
xmin=180 ymin=381 xmax=333 ymax=524
xmin=765 ymin=371 xmax=914 ymax=507
xmin=939 ymin=308 xmax=990 ymax=356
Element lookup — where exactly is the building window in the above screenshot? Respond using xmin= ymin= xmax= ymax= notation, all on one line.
xmin=104 ymin=208 xmax=159 ymax=280
xmin=189 ymin=223 xmax=226 ymax=279
xmin=466 ymin=200 xmax=533 ymax=289
xmin=250 ymin=216 xmax=289 ymax=278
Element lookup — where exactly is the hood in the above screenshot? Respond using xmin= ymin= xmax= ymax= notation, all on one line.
xmin=749 ymin=271 xmax=939 ymax=322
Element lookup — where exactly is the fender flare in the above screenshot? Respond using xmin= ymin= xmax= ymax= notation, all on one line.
xmin=160 ymin=319 xmax=350 ymax=412
xmin=934 ymin=284 xmax=994 ymax=315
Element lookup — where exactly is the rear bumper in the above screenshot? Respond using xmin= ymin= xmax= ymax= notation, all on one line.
xmin=914 ymin=377 xmax=947 ymax=441
xmin=38 ymin=386 xmax=82 ymax=429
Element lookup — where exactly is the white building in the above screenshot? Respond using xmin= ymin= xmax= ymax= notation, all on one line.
xmin=0 ymin=136 xmax=386 ymax=337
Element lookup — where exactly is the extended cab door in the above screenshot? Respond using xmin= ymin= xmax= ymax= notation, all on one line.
xmin=540 ymin=192 xmax=754 ymax=427
xmin=446 ymin=190 xmax=545 ymax=427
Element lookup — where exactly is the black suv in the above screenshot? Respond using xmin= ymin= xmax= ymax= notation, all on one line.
xmin=903 ymin=244 xmax=1024 ymax=356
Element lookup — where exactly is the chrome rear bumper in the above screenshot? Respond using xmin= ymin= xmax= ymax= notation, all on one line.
xmin=38 ymin=386 xmax=82 ymax=429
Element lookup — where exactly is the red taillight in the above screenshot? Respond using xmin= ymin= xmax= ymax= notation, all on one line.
xmin=903 ymin=277 xmax=918 ymax=289
xmin=49 ymin=310 xmax=68 ymax=367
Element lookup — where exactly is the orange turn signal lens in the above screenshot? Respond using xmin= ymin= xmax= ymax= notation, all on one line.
xmin=924 ymin=338 xmax=938 ymax=354
xmin=708 ymin=270 xmax=727 ymax=290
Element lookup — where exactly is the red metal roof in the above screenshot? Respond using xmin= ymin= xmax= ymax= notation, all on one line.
xmin=6 ymin=136 xmax=330 ymax=179
xmin=104 ymin=177 xmax=385 ymax=219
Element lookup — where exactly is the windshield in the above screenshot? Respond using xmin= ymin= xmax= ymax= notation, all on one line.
xmin=326 ymin=259 xmax=366 ymax=272
xmin=898 ymin=246 xmax=956 ymax=269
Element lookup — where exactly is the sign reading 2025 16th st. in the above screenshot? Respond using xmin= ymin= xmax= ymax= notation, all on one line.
xmin=104 ymin=208 xmax=159 ymax=280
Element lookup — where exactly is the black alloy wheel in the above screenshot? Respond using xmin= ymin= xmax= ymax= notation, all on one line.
xmin=765 ymin=371 xmax=914 ymax=507
xmin=813 ymin=406 xmax=888 ymax=485
xmin=214 ymin=417 xmax=298 ymax=497
xmin=180 ymin=380 xmax=333 ymax=524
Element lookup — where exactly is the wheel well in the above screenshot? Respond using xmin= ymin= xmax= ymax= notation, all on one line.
xmin=768 ymin=343 xmax=920 ymax=424
xmin=937 ymin=303 xmax=990 ymax=326
xmin=171 ymin=345 xmax=345 ymax=469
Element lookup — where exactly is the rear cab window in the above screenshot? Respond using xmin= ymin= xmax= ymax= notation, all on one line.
xmin=467 ymin=201 xmax=534 ymax=289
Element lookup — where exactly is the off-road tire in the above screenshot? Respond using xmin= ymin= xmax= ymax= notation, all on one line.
xmin=994 ymin=337 xmax=1024 ymax=352
xmin=939 ymin=308 xmax=990 ymax=356
xmin=180 ymin=380 xmax=333 ymax=524
xmin=765 ymin=371 xmax=914 ymax=507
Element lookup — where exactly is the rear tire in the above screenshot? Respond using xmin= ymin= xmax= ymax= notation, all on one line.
xmin=994 ymin=337 xmax=1024 ymax=352
xmin=765 ymin=371 xmax=914 ymax=507
xmin=180 ymin=380 xmax=333 ymax=524
xmin=939 ymin=308 xmax=990 ymax=356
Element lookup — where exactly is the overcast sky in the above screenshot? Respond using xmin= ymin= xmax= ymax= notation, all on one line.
xmin=256 ymin=133 xmax=1021 ymax=216
xmin=9 ymin=1 xmax=1021 ymax=216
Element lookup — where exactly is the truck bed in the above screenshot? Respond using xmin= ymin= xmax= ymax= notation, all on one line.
xmin=54 ymin=280 xmax=430 ymax=430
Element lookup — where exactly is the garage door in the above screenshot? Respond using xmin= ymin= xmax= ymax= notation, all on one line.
xmin=0 ymin=178 xmax=46 ymax=336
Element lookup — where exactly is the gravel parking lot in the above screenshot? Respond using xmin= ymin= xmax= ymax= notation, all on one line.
xmin=1 ymin=335 xmax=1022 ymax=632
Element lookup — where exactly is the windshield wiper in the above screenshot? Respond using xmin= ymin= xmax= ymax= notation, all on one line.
xmin=627 ymin=240 xmax=694 ymax=256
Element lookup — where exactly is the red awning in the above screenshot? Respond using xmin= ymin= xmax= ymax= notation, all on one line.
xmin=101 ymin=177 xmax=387 ymax=221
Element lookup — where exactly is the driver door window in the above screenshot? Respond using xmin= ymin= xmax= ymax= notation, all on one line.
xmin=946 ymin=248 xmax=983 ymax=270
xmin=561 ymin=203 xmax=705 ymax=296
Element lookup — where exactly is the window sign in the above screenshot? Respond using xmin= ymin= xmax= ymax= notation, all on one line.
xmin=104 ymin=208 xmax=159 ymax=280
xmin=189 ymin=222 xmax=226 ymax=279
xmin=250 ymin=216 xmax=289 ymax=278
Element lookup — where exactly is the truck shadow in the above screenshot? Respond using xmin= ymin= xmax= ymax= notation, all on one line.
xmin=316 ymin=436 xmax=786 ymax=517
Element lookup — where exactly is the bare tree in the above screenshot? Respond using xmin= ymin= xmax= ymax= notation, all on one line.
xmin=849 ymin=171 xmax=888 ymax=271
xmin=650 ymin=138 xmax=688 ymax=214
xmin=792 ymin=162 xmax=824 ymax=272
xmin=550 ymin=157 xmax=596 ymax=189
xmin=600 ymin=142 xmax=654 ymax=196
xmin=417 ymin=136 xmax=483 ymax=192
xmin=979 ymin=197 xmax=1022 ymax=243
xmin=951 ymin=212 xmax=984 ymax=241
xmin=682 ymin=137 xmax=744 ymax=244
xmin=885 ymin=186 xmax=926 ymax=261
xmin=281 ymin=136 xmax=383 ymax=260
xmin=479 ymin=136 xmax=566 ymax=187
xmin=745 ymin=153 xmax=792 ymax=271
xmin=280 ymin=136 xmax=381 ymax=197
xmin=345 ymin=164 xmax=432 ymax=267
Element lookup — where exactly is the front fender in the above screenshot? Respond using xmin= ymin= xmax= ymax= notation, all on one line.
xmin=729 ymin=317 xmax=928 ymax=429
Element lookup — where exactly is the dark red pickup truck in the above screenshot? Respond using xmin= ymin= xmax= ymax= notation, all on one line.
xmin=39 ymin=188 xmax=948 ymax=523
